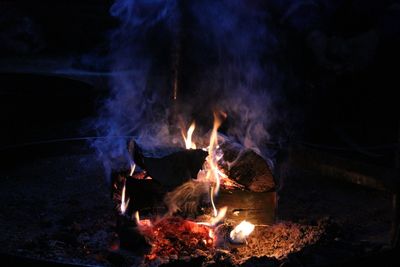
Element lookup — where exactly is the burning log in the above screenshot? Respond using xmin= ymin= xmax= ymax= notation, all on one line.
xmin=128 ymin=139 xmax=208 ymax=189
xmin=112 ymin=117 xmax=278 ymax=258
xmin=219 ymin=140 xmax=276 ymax=192
xmin=143 ymin=149 xmax=208 ymax=188
xmin=215 ymin=139 xmax=277 ymax=226
xmin=216 ymin=189 xmax=276 ymax=226
xmin=123 ymin=137 xmax=277 ymax=223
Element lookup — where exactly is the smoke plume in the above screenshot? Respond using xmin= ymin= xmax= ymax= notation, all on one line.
xmin=92 ymin=0 xmax=283 ymax=179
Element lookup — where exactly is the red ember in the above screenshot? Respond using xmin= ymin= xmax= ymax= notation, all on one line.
xmin=137 ymin=216 xmax=215 ymax=261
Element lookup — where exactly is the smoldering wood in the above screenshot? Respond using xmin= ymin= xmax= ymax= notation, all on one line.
xmin=143 ymin=149 xmax=208 ymax=188
xmin=125 ymin=179 xmax=166 ymax=215
xmin=128 ymin=138 xmax=276 ymax=192
xmin=219 ymin=141 xmax=276 ymax=192
xmin=122 ymin=138 xmax=277 ymax=223
xmin=128 ymin=139 xmax=208 ymax=189
xmin=216 ymin=189 xmax=276 ymax=226
xmin=164 ymin=180 xmax=210 ymax=217
xmin=118 ymin=226 xmax=151 ymax=254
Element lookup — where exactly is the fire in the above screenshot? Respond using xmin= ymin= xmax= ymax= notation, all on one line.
xmin=120 ymin=179 xmax=129 ymax=215
xmin=183 ymin=113 xmax=232 ymax=226
xmin=230 ymin=220 xmax=255 ymax=244
xmin=182 ymin=122 xmax=197 ymax=149
xmin=209 ymin=206 xmax=227 ymax=226
xmin=206 ymin=112 xmax=223 ymax=195
xmin=210 ymin=186 xmax=218 ymax=217
xmin=134 ymin=211 xmax=152 ymax=227
xmin=129 ymin=163 xmax=136 ymax=176
xmin=113 ymin=113 xmax=263 ymax=263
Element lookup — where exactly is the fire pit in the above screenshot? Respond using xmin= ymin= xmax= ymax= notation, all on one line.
xmin=1 ymin=1 xmax=399 ymax=266
xmin=108 ymin=113 xmax=280 ymax=265
xmin=0 ymin=121 xmax=393 ymax=266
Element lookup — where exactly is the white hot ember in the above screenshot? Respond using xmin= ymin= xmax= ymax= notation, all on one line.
xmin=230 ymin=220 xmax=255 ymax=244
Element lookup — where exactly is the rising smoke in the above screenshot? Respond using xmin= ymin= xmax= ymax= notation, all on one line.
xmin=92 ymin=0 xmax=284 ymax=179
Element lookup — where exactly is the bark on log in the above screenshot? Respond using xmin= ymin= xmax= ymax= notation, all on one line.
xmin=121 ymin=138 xmax=277 ymax=223
xmin=143 ymin=149 xmax=207 ymax=188
xmin=128 ymin=139 xmax=207 ymax=189
xmin=219 ymin=141 xmax=275 ymax=192
xmin=216 ymin=189 xmax=276 ymax=225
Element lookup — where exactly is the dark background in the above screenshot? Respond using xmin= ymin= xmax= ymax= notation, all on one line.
xmin=0 ymin=0 xmax=399 ymax=169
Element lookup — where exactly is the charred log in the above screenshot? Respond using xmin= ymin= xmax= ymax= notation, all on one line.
xmin=128 ymin=139 xmax=208 ymax=189
xmin=219 ymin=141 xmax=275 ymax=192
xmin=216 ymin=189 xmax=276 ymax=226
xmin=143 ymin=149 xmax=207 ymax=188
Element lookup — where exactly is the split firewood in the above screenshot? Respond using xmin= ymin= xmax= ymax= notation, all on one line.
xmin=219 ymin=140 xmax=276 ymax=192
xmin=128 ymin=139 xmax=208 ymax=189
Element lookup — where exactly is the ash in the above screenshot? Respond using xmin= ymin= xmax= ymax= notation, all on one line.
xmin=0 ymin=154 xmax=391 ymax=266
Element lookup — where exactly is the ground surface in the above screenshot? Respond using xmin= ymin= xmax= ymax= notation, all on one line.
xmin=0 ymin=153 xmax=393 ymax=266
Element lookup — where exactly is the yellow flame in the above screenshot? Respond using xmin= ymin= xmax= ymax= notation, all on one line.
xmin=197 ymin=206 xmax=227 ymax=227
xmin=198 ymin=111 xmax=227 ymax=225
xmin=129 ymin=163 xmax=136 ymax=176
xmin=134 ymin=210 xmax=140 ymax=224
xmin=210 ymin=206 xmax=227 ymax=226
xmin=210 ymin=186 xmax=218 ymax=217
xmin=182 ymin=122 xmax=197 ymax=149
xmin=134 ymin=210 xmax=152 ymax=227
xmin=120 ymin=180 xmax=129 ymax=215
xmin=209 ymin=229 xmax=214 ymax=239
xmin=207 ymin=112 xmax=223 ymax=195
xmin=230 ymin=220 xmax=255 ymax=243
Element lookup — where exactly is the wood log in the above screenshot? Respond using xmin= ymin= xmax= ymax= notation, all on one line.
xmin=122 ymin=138 xmax=276 ymax=224
xmin=219 ymin=141 xmax=276 ymax=192
xmin=216 ymin=189 xmax=276 ymax=226
xmin=143 ymin=149 xmax=207 ymax=188
xmin=128 ymin=139 xmax=208 ymax=189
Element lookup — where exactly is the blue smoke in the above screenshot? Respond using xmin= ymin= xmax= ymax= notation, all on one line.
xmin=92 ymin=0 xmax=283 ymax=179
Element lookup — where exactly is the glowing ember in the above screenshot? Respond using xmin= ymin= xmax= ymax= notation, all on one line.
xmin=137 ymin=217 xmax=214 ymax=261
xmin=182 ymin=122 xmax=197 ymax=149
xmin=120 ymin=180 xmax=129 ymax=215
xmin=230 ymin=220 xmax=255 ymax=244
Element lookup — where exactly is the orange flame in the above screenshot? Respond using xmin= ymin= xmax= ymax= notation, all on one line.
xmin=179 ymin=113 xmax=236 ymax=227
xmin=207 ymin=112 xmax=222 ymax=194
xmin=193 ymin=111 xmax=229 ymax=225
xmin=134 ymin=210 xmax=140 ymax=224
xmin=134 ymin=211 xmax=152 ymax=227
xmin=182 ymin=122 xmax=197 ymax=149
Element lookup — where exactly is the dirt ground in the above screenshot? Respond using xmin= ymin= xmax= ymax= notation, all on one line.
xmin=0 ymin=153 xmax=393 ymax=266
